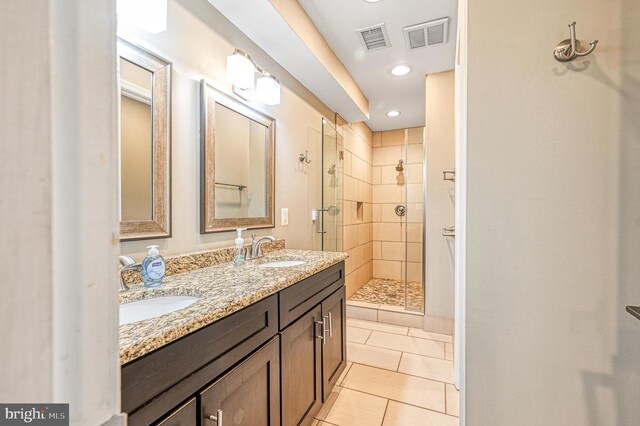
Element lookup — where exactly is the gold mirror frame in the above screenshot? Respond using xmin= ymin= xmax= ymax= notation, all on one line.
xmin=118 ymin=39 xmax=172 ymax=241
xmin=200 ymin=80 xmax=275 ymax=234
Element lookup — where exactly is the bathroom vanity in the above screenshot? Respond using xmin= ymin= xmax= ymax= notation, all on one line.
xmin=119 ymin=250 xmax=347 ymax=426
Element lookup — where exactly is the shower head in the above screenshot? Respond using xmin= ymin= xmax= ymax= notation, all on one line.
xmin=396 ymin=159 xmax=404 ymax=172
xmin=328 ymin=163 xmax=336 ymax=175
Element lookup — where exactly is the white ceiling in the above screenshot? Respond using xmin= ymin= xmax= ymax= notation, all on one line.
xmin=299 ymin=0 xmax=458 ymax=131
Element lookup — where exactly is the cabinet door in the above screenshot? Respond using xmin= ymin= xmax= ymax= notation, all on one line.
xmin=154 ymin=398 xmax=197 ymax=426
xmin=321 ymin=286 xmax=346 ymax=401
xmin=200 ymin=337 xmax=280 ymax=426
xmin=281 ymin=305 xmax=323 ymax=426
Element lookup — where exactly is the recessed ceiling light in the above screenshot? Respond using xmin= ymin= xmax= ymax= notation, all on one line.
xmin=391 ymin=65 xmax=411 ymax=76
xmin=386 ymin=110 xmax=401 ymax=117
xmin=363 ymin=0 xmax=382 ymax=2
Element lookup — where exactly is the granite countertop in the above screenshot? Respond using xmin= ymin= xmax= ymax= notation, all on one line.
xmin=119 ymin=249 xmax=348 ymax=365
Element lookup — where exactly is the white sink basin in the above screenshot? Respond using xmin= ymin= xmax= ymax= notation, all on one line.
xmin=259 ymin=260 xmax=307 ymax=268
xmin=120 ymin=295 xmax=199 ymax=326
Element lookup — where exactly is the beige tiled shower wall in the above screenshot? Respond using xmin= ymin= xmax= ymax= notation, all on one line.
xmin=372 ymin=128 xmax=425 ymax=285
xmin=337 ymin=116 xmax=374 ymax=298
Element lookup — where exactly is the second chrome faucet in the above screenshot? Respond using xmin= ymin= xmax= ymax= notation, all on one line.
xmin=248 ymin=234 xmax=276 ymax=260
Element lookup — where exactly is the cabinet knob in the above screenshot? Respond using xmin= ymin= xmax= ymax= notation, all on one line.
xmin=207 ymin=409 xmax=223 ymax=425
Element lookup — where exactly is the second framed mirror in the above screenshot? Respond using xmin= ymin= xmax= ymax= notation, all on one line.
xmin=200 ymin=81 xmax=275 ymax=233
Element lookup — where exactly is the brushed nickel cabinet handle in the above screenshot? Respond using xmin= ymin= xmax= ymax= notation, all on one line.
xmin=315 ymin=318 xmax=327 ymax=344
xmin=327 ymin=312 xmax=333 ymax=338
xmin=208 ymin=409 xmax=223 ymax=425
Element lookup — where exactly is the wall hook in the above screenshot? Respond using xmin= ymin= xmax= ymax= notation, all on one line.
xmin=299 ymin=150 xmax=311 ymax=164
xmin=554 ymin=22 xmax=598 ymax=62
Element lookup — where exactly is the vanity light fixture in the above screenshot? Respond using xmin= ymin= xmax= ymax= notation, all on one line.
xmin=256 ymin=72 xmax=281 ymax=105
xmin=386 ymin=110 xmax=401 ymax=117
xmin=227 ymin=49 xmax=281 ymax=105
xmin=226 ymin=49 xmax=256 ymax=91
xmin=363 ymin=0 xmax=383 ymax=2
xmin=391 ymin=65 xmax=411 ymax=76
xmin=117 ymin=0 xmax=168 ymax=34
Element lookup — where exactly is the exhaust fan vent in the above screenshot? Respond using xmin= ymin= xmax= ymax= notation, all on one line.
xmin=403 ymin=17 xmax=449 ymax=50
xmin=356 ymin=23 xmax=391 ymax=51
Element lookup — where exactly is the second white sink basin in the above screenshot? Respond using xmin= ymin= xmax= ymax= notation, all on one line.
xmin=120 ymin=295 xmax=199 ymax=326
xmin=259 ymin=260 xmax=307 ymax=268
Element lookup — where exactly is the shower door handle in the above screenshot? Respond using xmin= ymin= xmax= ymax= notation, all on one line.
xmin=315 ymin=208 xmax=329 ymax=234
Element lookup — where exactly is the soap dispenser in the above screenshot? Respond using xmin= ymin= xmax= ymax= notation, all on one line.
xmin=233 ymin=228 xmax=247 ymax=266
xmin=141 ymin=245 xmax=166 ymax=288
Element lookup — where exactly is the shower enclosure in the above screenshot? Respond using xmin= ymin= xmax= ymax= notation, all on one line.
xmin=317 ymin=118 xmax=425 ymax=314
xmin=348 ymin=127 xmax=426 ymax=313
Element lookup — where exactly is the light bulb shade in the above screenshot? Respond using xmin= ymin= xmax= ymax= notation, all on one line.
xmin=256 ymin=75 xmax=281 ymax=105
xmin=227 ymin=52 xmax=255 ymax=90
xmin=117 ymin=0 xmax=167 ymax=34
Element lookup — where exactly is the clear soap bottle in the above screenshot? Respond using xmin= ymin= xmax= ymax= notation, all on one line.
xmin=233 ymin=228 xmax=247 ymax=266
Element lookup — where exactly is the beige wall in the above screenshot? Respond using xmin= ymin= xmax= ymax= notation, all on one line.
xmin=120 ymin=0 xmax=334 ymax=259
xmin=466 ymin=0 xmax=640 ymax=423
xmin=425 ymin=71 xmax=455 ymax=320
xmin=371 ymin=129 xmax=425 ymax=293
xmin=339 ymin=117 xmax=374 ymax=298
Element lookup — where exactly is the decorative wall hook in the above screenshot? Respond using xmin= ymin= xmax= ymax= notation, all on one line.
xmin=299 ymin=150 xmax=311 ymax=164
xmin=554 ymin=22 xmax=598 ymax=62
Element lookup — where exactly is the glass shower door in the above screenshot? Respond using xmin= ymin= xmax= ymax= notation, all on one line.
xmin=320 ymin=118 xmax=340 ymax=252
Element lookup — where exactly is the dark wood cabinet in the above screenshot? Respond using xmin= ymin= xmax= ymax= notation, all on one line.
xmin=200 ymin=337 xmax=281 ymax=426
xmin=154 ymin=398 xmax=196 ymax=426
xmin=123 ymin=295 xmax=278 ymax=426
xmin=321 ymin=286 xmax=346 ymax=401
xmin=281 ymin=306 xmax=323 ymax=426
xmin=121 ymin=261 xmax=345 ymax=426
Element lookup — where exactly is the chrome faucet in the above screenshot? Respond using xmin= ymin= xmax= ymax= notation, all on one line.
xmin=249 ymin=234 xmax=276 ymax=259
xmin=119 ymin=255 xmax=141 ymax=292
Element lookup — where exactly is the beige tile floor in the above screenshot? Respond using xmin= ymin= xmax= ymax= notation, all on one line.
xmin=312 ymin=319 xmax=459 ymax=426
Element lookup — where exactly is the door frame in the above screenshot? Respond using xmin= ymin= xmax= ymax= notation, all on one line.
xmin=454 ymin=0 xmax=468 ymax=423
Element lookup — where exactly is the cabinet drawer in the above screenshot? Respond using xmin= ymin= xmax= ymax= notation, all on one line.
xmin=279 ymin=261 xmax=344 ymax=329
xmin=200 ymin=336 xmax=280 ymax=426
xmin=154 ymin=398 xmax=196 ymax=426
xmin=124 ymin=294 xmax=278 ymax=425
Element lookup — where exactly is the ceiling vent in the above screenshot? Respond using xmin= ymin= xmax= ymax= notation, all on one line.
xmin=403 ymin=17 xmax=449 ymax=50
xmin=356 ymin=23 xmax=391 ymax=52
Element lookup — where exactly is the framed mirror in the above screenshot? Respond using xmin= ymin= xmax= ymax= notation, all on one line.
xmin=200 ymin=80 xmax=275 ymax=233
xmin=118 ymin=39 xmax=171 ymax=241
